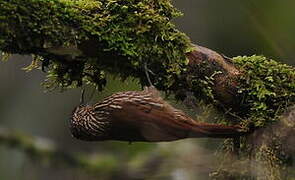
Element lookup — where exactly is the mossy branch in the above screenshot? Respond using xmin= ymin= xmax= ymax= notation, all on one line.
xmin=0 ymin=0 xmax=294 ymax=179
xmin=0 ymin=126 xmax=167 ymax=179
xmin=0 ymin=126 xmax=120 ymax=176
xmin=0 ymin=0 xmax=293 ymax=120
xmin=0 ymin=0 xmax=191 ymax=90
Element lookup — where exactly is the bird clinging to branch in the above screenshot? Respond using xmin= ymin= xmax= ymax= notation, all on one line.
xmin=70 ymin=86 xmax=247 ymax=142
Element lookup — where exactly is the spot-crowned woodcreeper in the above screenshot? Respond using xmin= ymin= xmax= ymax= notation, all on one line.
xmin=70 ymin=87 xmax=246 ymax=142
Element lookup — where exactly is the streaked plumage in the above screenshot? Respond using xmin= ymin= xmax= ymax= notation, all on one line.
xmin=70 ymin=87 xmax=245 ymax=142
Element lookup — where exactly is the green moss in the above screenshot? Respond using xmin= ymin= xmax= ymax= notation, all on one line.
xmin=0 ymin=51 xmax=11 ymax=61
xmin=189 ymin=61 xmax=223 ymax=102
xmin=78 ymin=154 xmax=119 ymax=174
xmin=212 ymin=56 xmax=295 ymax=180
xmin=0 ymin=0 xmax=191 ymax=90
xmin=1 ymin=1 xmax=294 ymax=179
xmin=233 ymin=55 xmax=295 ymax=127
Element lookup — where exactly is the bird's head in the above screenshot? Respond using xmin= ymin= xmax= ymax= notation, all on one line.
xmin=70 ymin=104 xmax=111 ymax=141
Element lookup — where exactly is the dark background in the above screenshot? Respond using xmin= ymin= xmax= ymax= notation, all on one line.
xmin=0 ymin=0 xmax=294 ymax=179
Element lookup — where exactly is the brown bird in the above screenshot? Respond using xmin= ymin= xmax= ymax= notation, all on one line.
xmin=70 ymin=87 xmax=246 ymax=142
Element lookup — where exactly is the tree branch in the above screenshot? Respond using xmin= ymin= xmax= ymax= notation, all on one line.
xmin=0 ymin=0 xmax=294 ymax=179
xmin=0 ymin=126 xmax=178 ymax=179
xmin=0 ymin=126 xmax=120 ymax=175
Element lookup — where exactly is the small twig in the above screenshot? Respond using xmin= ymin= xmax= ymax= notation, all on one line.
xmin=144 ymin=62 xmax=154 ymax=87
xmin=80 ymin=88 xmax=85 ymax=105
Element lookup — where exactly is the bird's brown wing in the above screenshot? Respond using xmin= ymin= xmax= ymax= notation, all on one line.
xmin=120 ymin=100 xmax=244 ymax=140
xmin=105 ymin=89 xmax=245 ymax=142
xmin=109 ymin=99 xmax=194 ymax=141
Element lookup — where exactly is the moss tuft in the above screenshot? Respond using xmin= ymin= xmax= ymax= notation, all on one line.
xmin=212 ymin=56 xmax=295 ymax=180
xmin=0 ymin=0 xmax=191 ymax=90
xmin=233 ymin=55 xmax=295 ymax=127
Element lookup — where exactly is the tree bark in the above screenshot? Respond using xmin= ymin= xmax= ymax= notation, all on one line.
xmin=0 ymin=0 xmax=294 ymax=179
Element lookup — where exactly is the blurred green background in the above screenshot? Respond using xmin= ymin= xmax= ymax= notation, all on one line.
xmin=0 ymin=0 xmax=294 ymax=179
